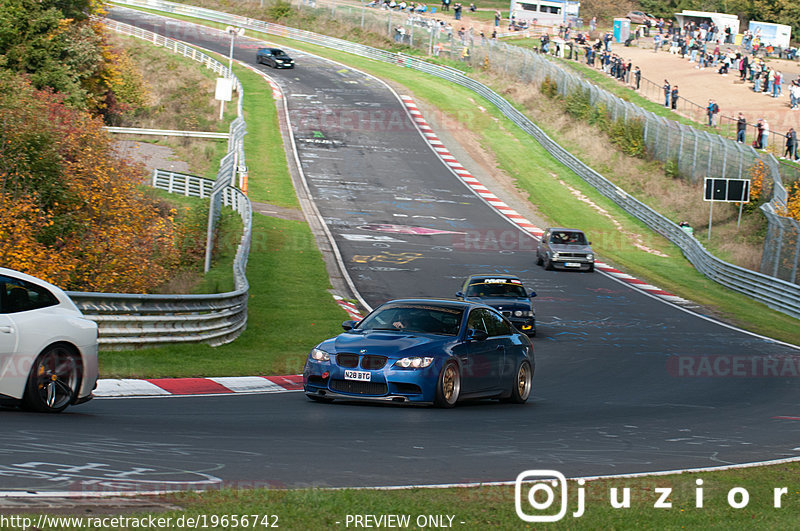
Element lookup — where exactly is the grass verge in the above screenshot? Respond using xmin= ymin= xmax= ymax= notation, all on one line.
xmin=8 ymin=461 xmax=800 ymax=528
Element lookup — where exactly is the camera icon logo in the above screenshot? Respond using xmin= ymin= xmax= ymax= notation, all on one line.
xmin=515 ymin=470 xmax=568 ymax=522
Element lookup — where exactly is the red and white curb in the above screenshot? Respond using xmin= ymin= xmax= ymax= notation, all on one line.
xmin=334 ymin=295 xmax=365 ymax=320
xmin=94 ymin=375 xmax=302 ymax=398
xmin=400 ymin=95 xmax=693 ymax=307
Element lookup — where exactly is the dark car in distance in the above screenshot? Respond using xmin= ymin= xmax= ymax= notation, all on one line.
xmin=256 ymin=47 xmax=295 ymax=69
xmin=536 ymin=227 xmax=595 ymax=272
xmin=456 ymin=274 xmax=536 ymax=336
xmin=303 ymin=299 xmax=534 ymax=407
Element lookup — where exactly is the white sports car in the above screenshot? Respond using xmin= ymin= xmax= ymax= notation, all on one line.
xmin=0 ymin=267 xmax=98 ymax=413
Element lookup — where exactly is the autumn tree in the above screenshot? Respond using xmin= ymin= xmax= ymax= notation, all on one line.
xmin=0 ymin=74 xmax=178 ymax=292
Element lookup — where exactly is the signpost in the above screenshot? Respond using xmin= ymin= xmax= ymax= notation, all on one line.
xmin=216 ymin=26 xmax=244 ymax=120
xmin=703 ymin=178 xmax=750 ymax=239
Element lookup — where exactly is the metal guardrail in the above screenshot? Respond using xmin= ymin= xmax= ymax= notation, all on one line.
xmin=66 ymin=19 xmax=252 ymax=347
xmin=109 ymin=0 xmax=800 ymax=319
xmin=104 ymin=126 xmax=231 ymax=138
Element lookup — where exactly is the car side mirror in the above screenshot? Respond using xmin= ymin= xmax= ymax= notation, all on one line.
xmin=342 ymin=320 xmax=357 ymax=331
xmin=588 ymin=241 xmax=592 ymax=245
xmin=467 ymin=329 xmax=488 ymax=341
xmin=455 ymin=291 xmax=464 ymax=299
xmin=528 ymin=290 xmax=537 ymax=298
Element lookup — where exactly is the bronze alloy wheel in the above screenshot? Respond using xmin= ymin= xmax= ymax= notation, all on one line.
xmin=507 ymin=360 xmax=532 ymax=404
xmin=435 ymin=362 xmax=461 ymax=408
xmin=517 ymin=363 xmax=532 ymax=400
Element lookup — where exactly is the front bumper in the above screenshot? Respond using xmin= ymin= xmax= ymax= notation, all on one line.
xmin=303 ymin=358 xmax=441 ymax=404
xmin=509 ymin=317 xmax=536 ymax=335
xmin=553 ymin=260 xmax=593 ymax=271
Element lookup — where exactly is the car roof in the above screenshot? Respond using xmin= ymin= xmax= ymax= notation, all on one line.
xmin=465 ymin=274 xmax=522 ymax=282
xmin=0 ymin=267 xmax=70 ymax=302
xmin=546 ymin=227 xmax=586 ymax=233
xmin=383 ymin=298 xmax=470 ymax=307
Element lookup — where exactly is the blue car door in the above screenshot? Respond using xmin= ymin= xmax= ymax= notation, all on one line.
xmin=461 ymin=309 xmax=505 ymax=392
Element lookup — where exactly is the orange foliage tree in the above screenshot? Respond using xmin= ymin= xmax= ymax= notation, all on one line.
xmin=0 ymin=74 xmax=178 ymax=292
xmin=783 ymin=180 xmax=800 ymax=222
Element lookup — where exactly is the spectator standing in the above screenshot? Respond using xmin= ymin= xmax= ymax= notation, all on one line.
xmin=653 ymin=33 xmax=661 ymax=52
xmin=790 ymin=81 xmax=800 ymax=110
xmin=671 ymin=85 xmax=679 ymax=110
xmin=737 ymin=113 xmax=747 ymax=143
xmin=711 ymin=100 xmax=719 ymax=127
xmin=753 ymin=63 xmax=762 ymax=92
xmin=663 ymin=80 xmax=671 ymax=107
xmin=442 ymin=0 xmax=449 ymax=11
xmin=494 ymin=10 xmax=500 ymax=27
xmin=755 ymin=119 xmax=764 ymax=149
xmin=706 ymin=99 xmax=714 ymax=126
xmin=761 ymin=118 xmax=770 ymax=150
xmin=589 ymin=16 xmax=596 ymax=33
xmin=767 ymin=68 xmax=775 ymax=96
xmin=784 ymin=128 xmax=797 ymax=160
xmin=633 ymin=66 xmax=641 ymax=90
xmin=773 ymin=71 xmax=782 ymax=98
xmin=453 ymin=2 xmax=462 ymax=20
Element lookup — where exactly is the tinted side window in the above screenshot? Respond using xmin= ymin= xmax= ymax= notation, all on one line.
xmin=483 ymin=310 xmax=512 ymax=337
xmin=0 ymin=275 xmax=59 ymax=314
xmin=466 ymin=309 xmax=488 ymax=334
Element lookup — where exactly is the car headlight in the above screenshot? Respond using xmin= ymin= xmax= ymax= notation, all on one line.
xmin=586 ymin=253 xmax=594 ymax=261
xmin=395 ymin=357 xmax=434 ymax=369
xmin=310 ymin=348 xmax=330 ymax=361
xmin=514 ymin=310 xmax=523 ymax=317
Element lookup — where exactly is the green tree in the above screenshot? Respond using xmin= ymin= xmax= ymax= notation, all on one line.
xmin=0 ymin=0 xmax=105 ymax=108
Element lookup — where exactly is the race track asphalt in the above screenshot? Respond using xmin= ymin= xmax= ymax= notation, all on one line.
xmin=2 ymin=8 xmax=799 ymax=494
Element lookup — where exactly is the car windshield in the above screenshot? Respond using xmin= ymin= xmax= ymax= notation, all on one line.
xmin=273 ymin=50 xmax=289 ymax=57
xmin=550 ymin=231 xmax=587 ymax=245
xmin=358 ymin=304 xmax=464 ymax=335
xmin=465 ymin=279 xmax=527 ymax=298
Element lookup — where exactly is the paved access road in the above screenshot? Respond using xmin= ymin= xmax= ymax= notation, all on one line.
xmin=2 ymin=9 xmax=798 ymax=494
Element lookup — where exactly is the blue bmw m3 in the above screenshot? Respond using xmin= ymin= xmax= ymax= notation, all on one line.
xmin=303 ymin=299 xmax=534 ymax=407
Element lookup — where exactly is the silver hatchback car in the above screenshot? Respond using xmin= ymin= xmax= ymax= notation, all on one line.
xmin=536 ymin=228 xmax=595 ymax=272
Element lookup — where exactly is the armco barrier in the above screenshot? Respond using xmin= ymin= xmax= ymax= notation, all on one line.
xmin=108 ymin=0 xmax=800 ymax=319
xmin=68 ymin=20 xmax=252 ymax=347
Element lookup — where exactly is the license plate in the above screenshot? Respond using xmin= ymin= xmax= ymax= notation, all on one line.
xmin=565 ymin=262 xmax=581 ymax=267
xmin=344 ymin=370 xmax=371 ymax=382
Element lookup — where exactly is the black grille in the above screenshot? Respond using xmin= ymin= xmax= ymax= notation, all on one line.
xmin=361 ymin=355 xmax=388 ymax=370
xmin=558 ymin=253 xmax=588 ymax=259
xmin=391 ymin=382 xmax=422 ymax=394
xmin=330 ymin=379 xmax=387 ymax=396
xmin=501 ymin=311 xmax=512 ymax=317
xmin=336 ymin=353 xmax=359 ymax=368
